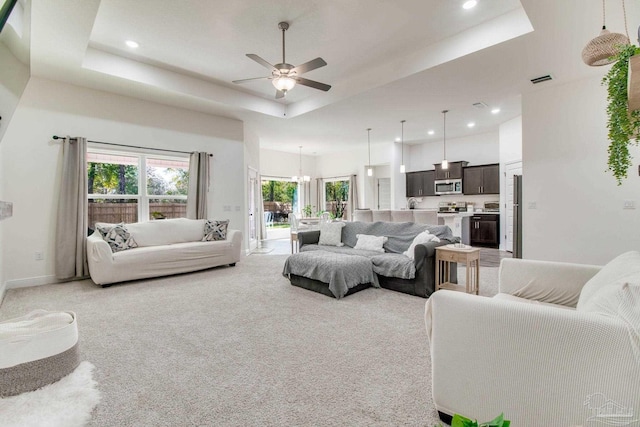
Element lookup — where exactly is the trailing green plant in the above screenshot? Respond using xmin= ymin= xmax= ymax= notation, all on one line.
xmin=434 ymin=413 xmax=510 ymax=427
xmin=602 ymin=44 xmax=640 ymax=185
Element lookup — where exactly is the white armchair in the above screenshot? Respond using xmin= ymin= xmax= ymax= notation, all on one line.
xmin=426 ymin=254 xmax=640 ymax=426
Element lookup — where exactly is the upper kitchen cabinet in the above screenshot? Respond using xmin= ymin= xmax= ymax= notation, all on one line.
xmin=463 ymin=164 xmax=500 ymax=195
xmin=434 ymin=161 xmax=468 ymax=180
xmin=406 ymin=170 xmax=436 ymax=197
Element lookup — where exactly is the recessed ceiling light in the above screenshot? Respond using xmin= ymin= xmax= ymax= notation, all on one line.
xmin=428 ymin=130 xmax=435 ymax=135
xmin=462 ymin=0 xmax=477 ymax=9
xmin=125 ymin=40 xmax=139 ymax=48
xmin=395 ymin=137 xmax=401 ymax=142
xmin=491 ymin=108 xmax=501 ymax=114
xmin=467 ymin=122 xmax=476 ymax=128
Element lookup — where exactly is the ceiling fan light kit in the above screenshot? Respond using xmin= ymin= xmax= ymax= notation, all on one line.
xmin=582 ymin=0 xmax=630 ymax=67
xmin=232 ymin=21 xmax=331 ymax=99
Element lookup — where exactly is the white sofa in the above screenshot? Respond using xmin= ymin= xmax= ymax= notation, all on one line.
xmin=87 ymin=218 xmax=242 ymax=286
xmin=426 ymin=252 xmax=640 ymax=426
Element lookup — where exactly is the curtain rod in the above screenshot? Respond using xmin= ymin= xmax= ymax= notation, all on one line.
xmin=52 ymin=135 xmax=212 ymax=156
xmin=320 ymin=174 xmax=355 ymax=180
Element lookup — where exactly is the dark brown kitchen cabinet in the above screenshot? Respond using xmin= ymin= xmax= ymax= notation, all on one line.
xmin=463 ymin=164 xmax=500 ymax=195
xmin=406 ymin=170 xmax=436 ymax=197
xmin=470 ymin=214 xmax=499 ymax=248
xmin=434 ymin=161 xmax=468 ymax=180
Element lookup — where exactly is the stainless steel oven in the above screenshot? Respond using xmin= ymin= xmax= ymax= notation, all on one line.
xmin=434 ymin=179 xmax=462 ymax=195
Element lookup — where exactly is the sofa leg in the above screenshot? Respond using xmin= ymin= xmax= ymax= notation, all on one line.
xmin=101 ymin=284 xmax=112 ymax=288
xmin=438 ymin=411 xmax=453 ymax=425
xmin=229 ymin=263 xmax=236 ymax=267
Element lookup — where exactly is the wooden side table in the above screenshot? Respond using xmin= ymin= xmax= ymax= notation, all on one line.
xmin=435 ymin=245 xmax=480 ymax=295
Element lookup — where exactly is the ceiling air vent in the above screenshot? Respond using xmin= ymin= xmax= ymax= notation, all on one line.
xmin=530 ymin=75 xmax=553 ymax=84
xmin=472 ymin=102 xmax=488 ymax=108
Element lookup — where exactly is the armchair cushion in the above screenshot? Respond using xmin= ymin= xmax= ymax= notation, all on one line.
xmin=576 ymin=251 xmax=640 ymax=310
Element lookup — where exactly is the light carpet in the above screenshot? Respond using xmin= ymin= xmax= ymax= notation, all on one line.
xmin=0 ymin=361 xmax=100 ymax=427
xmin=0 ymin=255 xmax=499 ymax=427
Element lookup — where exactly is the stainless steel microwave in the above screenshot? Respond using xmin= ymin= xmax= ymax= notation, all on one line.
xmin=434 ymin=179 xmax=462 ymax=195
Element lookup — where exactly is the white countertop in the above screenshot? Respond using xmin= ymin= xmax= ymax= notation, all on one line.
xmin=437 ymin=211 xmax=500 ymax=217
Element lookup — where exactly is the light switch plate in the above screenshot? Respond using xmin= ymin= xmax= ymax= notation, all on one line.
xmin=623 ymin=200 xmax=636 ymax=209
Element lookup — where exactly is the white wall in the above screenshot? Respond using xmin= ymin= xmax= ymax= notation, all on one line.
xmin=522 ymin=75 xmax=640 ymax=264
xmin=0 ymin=42 xmax=29 ymax=144
xmin=498 ymin=116 xmax=522 ymax=250
xmin=0 ymin=77 xmax=245 ymax=287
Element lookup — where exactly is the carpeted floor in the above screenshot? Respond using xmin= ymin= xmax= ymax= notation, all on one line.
xmin=0 ymin=255 xmax=499 ymax=427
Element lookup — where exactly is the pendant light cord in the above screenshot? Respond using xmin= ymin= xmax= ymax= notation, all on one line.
xmin=602 ymin=0 xmax=606 ymax=29
xmin=367 ymin=128 xmax=371 ymax=167
xmin=401 ymin=120 xmax=405 ymax=164
xmin=442 ymin=110 xmax=448 ymax=159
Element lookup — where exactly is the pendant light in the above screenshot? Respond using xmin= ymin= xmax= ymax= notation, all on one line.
xmin=582 ymin=0 xmax=630 ymax=67
xmin=366 ymin=128 xmax=373 ymax=177
xmin=399 ymin=120 xmax=406 ymax=174
xmin=292 ymin=146 xmax=310 ymax=182
xmin=441 ymin=110 xmax=449 ymax=170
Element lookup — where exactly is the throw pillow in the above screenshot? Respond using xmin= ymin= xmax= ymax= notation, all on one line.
xmin=96 ymin=223 xmax=138 ymax=253
xmin=318 ymin=222 xmax=345 ymax=247
xmin=203 ymin=219 xmax=229 ymax=241
xmin=353 ymin=234 xmax=387 ymax=253
xmin=576 ymin=251 xmax=640 ymax=310
xmin=403 ymin=231 xmax=440 ymax=259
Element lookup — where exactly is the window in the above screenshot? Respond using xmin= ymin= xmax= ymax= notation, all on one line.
xmin=87 ymin=149 xmax=189 ymax=228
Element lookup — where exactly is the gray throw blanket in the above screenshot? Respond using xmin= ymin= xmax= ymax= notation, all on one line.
xmin=301 ymin=245 xmax=417 ymax=280
xmin=282 ymin=251 xmax=379 ymax=299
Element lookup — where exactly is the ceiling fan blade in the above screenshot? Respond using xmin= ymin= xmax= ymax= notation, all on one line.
xmin=275 ymin=90 xmax=285 ymax=99
xmin=232 ymin=76 xmax=271 ymax=84
xmin=246 ymin=54 xmax=277 ymax=72
xmin=292 ymin=57 xmax=327 ymax=75
xmin=294 ymin=77 xmax=331 ymax=92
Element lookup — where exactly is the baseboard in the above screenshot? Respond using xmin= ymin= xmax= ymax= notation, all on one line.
xmin=6 ymin=275 xmax=60 ymax=290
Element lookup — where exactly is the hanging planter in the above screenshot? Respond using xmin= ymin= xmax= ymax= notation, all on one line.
xmin=602 ymin=44 xmax=640 ymax=184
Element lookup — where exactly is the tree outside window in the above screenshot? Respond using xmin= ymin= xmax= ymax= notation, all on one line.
xmin=325 ymin=180 xmax=349 ymax=219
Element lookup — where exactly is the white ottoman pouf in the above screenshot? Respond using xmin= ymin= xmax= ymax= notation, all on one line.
xmin=0 ymin=310 xmax=80 ymax=397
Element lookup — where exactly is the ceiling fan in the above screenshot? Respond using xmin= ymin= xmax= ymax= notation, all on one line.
xmin=232 ymin=22 xmax=331 ymax=99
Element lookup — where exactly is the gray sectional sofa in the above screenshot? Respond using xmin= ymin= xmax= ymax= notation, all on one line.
xmin=295 ymin=221 xmax=458 ymax=298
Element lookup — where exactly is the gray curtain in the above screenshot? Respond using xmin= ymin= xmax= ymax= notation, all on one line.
xmin=55 ymin=136 xmax=89 ymax=280
xmin=257 ymin=173 xmax=267 ymax=241
xmin=187 ymin=152 xmax=210 ymax=219
xmin=316 ymin=178 xmax=324 ymax=213
xmin=347 ymin=174 xmax=359 ymax=221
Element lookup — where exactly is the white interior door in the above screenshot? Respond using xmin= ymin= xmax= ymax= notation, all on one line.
xmin=505 ymin=161 xmax=522 ymax=252
xmin=377 ymin=178 xmax=391 ymax=209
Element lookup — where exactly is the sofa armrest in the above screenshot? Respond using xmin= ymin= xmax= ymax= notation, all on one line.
xmin=498 ymin=258 xmax=601 ymax=308
xmin=298 ymin=230 xmax=320 ymax=248
xmin=426 ymin=290 xmax=639 ymax=425
xmin=87 ymin=233 xmax=112 ymax=264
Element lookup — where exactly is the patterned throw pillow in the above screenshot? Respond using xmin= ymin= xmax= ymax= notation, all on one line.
xmin=96 ymin=223 xmax=138 ymax=253
xmin=203 ymin=219 xmax=229 ymax=241
xmin=318 ymin=222 xmax=346 ymax=247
